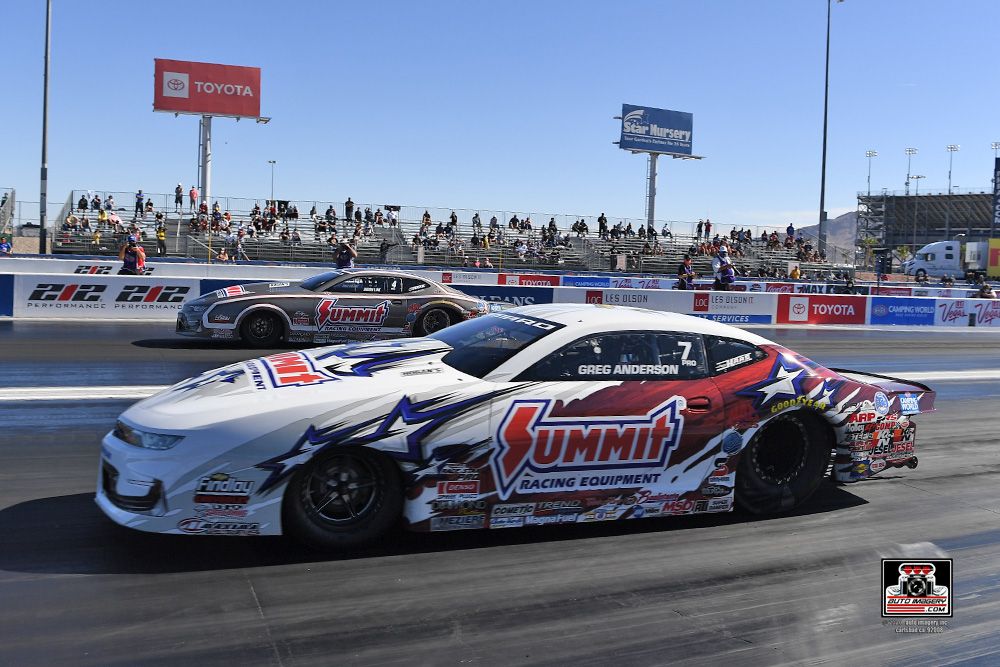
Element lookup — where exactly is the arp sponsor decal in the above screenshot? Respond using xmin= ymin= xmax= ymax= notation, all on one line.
xmin=26 ymin=283 xmax=107 ymax=309
xmin=245 ymin=351 xmax=338 ymax=390
xmin=176 ymin=518 xmax=260 ymax=536
xmin=316 ymin=298 xmax=390 ymax=331
xmin=492 ymin=397 xmax=684 ymax=500
xmin=882 ymin=560 xmax=952 ymax=617
xmin=430 ymin=514 xmax=485 ymax=531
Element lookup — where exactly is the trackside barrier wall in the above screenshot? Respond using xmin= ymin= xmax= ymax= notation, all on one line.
xmin=5 ymin=271 xmax=1000 ymax=328
xmin=0 ymin=257 xmax=983 ymax=299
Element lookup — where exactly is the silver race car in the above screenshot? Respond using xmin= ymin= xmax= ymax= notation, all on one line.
xmin=100 ymin=304 xmax=934 ymax=549
xmin=175 ymin=269 xmax=493 ymax=346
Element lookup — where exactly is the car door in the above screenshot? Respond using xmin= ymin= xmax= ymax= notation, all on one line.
xmin=485 ymin=330 xmax=729 ymax=517
xmin=314 ymin=275 xmax=400 ymax=341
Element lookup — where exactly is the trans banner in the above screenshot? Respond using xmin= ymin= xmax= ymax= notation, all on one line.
xmin=619 ymin=104 xmax=693 ymax=155
xmin=153 ymin=59 xmax=261 ymax=118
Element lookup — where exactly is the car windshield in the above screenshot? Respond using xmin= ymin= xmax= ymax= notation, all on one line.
xmin=299 ymin=271 xmax=345 ymax=291
xmin=429 ymin=312 xmax=563 ymax=378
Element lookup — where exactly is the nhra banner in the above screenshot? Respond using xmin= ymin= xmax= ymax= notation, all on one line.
xmin=619 ymin=104 xmax=693 ymax=155
xmin=12 ymin=274 xmax=201 ymax=319
xmin=153 ymin=59 xmax=261 ymax=118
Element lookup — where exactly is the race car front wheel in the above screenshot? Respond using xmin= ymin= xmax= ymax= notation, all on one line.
xmin=735 ymin=411 xmax=832 ymax=515
xmin=283 ymin=448 xmax=403 ymax=550
xmin=417 ymin=307 xmax=454 ymax=336
xmin=240 ymin=311 xmax=283 ymax=347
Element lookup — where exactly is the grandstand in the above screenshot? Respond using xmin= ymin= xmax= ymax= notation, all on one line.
xmin=857 ymin=189 xmax=996 ymax=253
xmin=48 ymin=188 xmax=849 ymax=278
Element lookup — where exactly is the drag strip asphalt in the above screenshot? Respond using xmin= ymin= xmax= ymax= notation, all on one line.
xmin=1 ymin=321 xmax=999 ymax=665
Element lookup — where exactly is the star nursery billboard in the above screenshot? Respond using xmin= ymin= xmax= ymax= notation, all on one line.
xmin=619 ymin=104 xmax=693 ymax=155
xmin=153 ymin=59 xmax=261 ymax=119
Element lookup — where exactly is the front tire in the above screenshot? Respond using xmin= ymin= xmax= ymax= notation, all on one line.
xmin=283 ymin=448 xmax=403 ymax=550
xmin=915 ymin=269 xmax=927 ymax=280
xmin=240 ymin=311 xmax=284 ymax=347
xmin=735 ymin=412 xmax=832 ymax=514
xmin=416 ymin=307 xmax=454 ymax=336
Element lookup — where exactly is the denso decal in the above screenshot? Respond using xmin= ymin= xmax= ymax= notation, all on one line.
xmin=247 ymin=351 xmax=338 ymax=389
xmin=492 ymin=397 xmax=685 ymax=500
xmin=316 ymin=298 xmax=390 ymax=330
xmin=436 ymin=480 xmax=480 ymax=497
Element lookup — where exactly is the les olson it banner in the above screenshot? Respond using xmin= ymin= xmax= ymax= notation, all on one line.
xmin=153 ymin=59 xmax=261 ymax=118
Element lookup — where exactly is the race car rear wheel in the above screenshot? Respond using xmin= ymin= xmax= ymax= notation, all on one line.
xmin=416 ymin=307 xmax=454 ymax=336
xmin=283 ymin=448 xmax=403 ymax=549
xmin=735 ymin=411 xmax=832 ymax=515
xmin=240 ymin=311 xmax=283 ymax=347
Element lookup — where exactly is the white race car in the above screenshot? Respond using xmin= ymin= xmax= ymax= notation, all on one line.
xmin=97 ymin=304 xmax=934 ymax=549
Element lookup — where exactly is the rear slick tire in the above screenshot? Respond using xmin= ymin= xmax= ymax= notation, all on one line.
xmin=735 ymin=412 xmax=832 ymax=515
xmin=240 ymin=311 xmax=283 ymax=348
xmin=282 ymin=448 xmax=403 ymax=550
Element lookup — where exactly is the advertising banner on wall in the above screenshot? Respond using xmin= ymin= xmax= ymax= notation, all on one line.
xmin=691 ymin=292 xmax=774 ymax=324
xmin=776 ymin=294 xmax=867 ymax=325
xmin=935 ymin=298 xmax=1000 ymax=326
xmin=13 ymin=275 xmax=201 ymax=319
xmin=451 ymin=284 xmax=554 ymax=307
xmin=869 ymin=297 xmax=936 ymax=326
xmin=993 ymin=157 xmax=1000 ymax=238
xmin=618 ymin=104 xmax=693 ymax=155
xmin=153 ymin=59 xmax=261 ymax=118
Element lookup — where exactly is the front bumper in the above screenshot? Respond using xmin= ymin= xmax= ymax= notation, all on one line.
xmin=176 ymin=310 xmax=204 ymax=336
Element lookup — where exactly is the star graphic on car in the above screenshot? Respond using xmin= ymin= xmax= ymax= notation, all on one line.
xmin=737 ymin=355 xmax=809 ymax=409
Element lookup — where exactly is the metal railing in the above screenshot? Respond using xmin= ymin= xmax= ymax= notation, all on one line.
xmin=0 ymin=188 xmax=13 ymax=235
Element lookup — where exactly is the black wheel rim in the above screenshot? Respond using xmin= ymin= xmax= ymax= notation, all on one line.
xmin=301 ymin=454 xmax=380 ymax=526
xmin=422 ymin=309 xmax=449 ymax=333
xmin=248 ymin=314 xmax=275 ymax=340
xmin=750 ymin=417 xmax=809 ymax=485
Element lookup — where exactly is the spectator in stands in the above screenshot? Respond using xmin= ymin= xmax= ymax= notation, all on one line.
xmin=189 ymin=186 xmax=199 ymax=211
xmin=335 ymin=240 xmax=358 ymax=269
xmin=789 ymin=264 xmax=801 ymax=280
xmin=375 ymin=209 xmax=384 ymax=225
xmin=216 ymin=247 xmax=230 ymax=263
xmin=324 ymin=205 xmax=335 ymax=223
xmin=941 ymin=274 xmax=955 ymax=287
xmin=279 ymin=228 xmax=290 ymax=244
xmin=472 ymin=212 xmax=482 ymax=233
xmin=144 ymin=198 xmax=154 ymax=218
xmin=696 ymin=220 xmax=703 ymax=238
xmin=641 ymin=241 xmax=652 ymax=255
xmin=676 ymin=255 xmax=696 ymax=289
xmin=329 ymin=233 xmax=341 ymax=249
xmin=65 ymin=212 xmax=79 ymax=229
xmin=0 ymin=237 xmax=11 ymax=257
xmin=977 ymin=283 xmax=996 ymax=299
xmin=78 ymin=194 xmax=88 ymax=212
xmin=354 ymin=208 xmax=362 ymax=224
xmin=80 ymin=216 xmax=91 ymax=233
xmin=171 ymin=184 xmax=182 ymax=212
xmin=377 ymin=239 xmax=397 ymax=263
xmin=104 ymin=194 xmax=114 ymax=211
xmin=509 ymin=214 xmax=520 ymax=230
xmin=704 ymin=219 xmax=712 ymax=240
xmin=387 ymin=208 xmax=398 ymax=227
xmin=92 ymin=194 xmax=102 ymax=211
xmin=154 ymin=225 xmax=167 ymax=256
xmin=96 ymin=207 xmax=107 ymax=228
xmin=712 ymin=247 xmax=735 ymax=291
xmin=134 ymin=190 xmax=144 ymax=219
xmin=90 ymin=229 xmax=102 ymax=250
xmin=484 ymin=257 xmax=494 ymax=269
xmin=291 ymin=230 xmax=302 ymax=246
xmin=638 ymin=225 xmax=646 ymax=240
xmin=344 ymin=197 xmax=355 ymax=222
xmin=661 ymin=223 xmax=671 ymax=239
xmin=786 ymin=222 xmax=795 ymax=239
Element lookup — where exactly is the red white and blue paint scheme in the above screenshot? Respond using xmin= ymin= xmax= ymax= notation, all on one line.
xmin=98 ymin=304 xmax=935 ymax=548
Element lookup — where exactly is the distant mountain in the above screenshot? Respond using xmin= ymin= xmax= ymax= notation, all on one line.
xmin=798 ymin=211 xmax=857 ymax=251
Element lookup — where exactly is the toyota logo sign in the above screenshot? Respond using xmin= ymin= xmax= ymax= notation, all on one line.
xmin=167 ymin=78 xmax=185 ymax=91
xmin=792 ymin=303 xmax=806 ymax=315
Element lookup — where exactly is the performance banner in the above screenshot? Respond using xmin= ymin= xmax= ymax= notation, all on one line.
xmin=153 ymin=59 xmax=261 ymax=118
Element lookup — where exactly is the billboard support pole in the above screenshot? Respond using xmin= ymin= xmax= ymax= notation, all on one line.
xmin=645 ymin=153 xmax=658 ymax=234
xmin=199 ymin=115 xmax=212 ymax=209
xmin=38 ymin=0 xmax=52 ymax=255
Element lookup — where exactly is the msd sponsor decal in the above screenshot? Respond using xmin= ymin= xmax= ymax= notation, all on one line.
xmin=153 ymin=58 xmax=261 ymax=118
xmin=869 ymin=297 xmax=935 ymax=325
xmin=245 ymin=351 xmax=338 ymax=390
xmin=316 ymin=298 xmax=390 ymax=331
xmin=498 ymin=273 xmax=560 ymax=287
xmin=777 ymin=294 xmax=866 ymax=325
xmin=492 ymin=397 xmax=685 ymax=500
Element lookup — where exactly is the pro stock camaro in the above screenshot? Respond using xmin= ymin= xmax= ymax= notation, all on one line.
xmin=99 ymin=304 xmax=934 ymax=548
xmin=175 ymin=268 xmax=493 ymax=346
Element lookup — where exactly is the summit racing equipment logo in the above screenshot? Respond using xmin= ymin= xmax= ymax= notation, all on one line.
xmin=882 ymin=559 xmax=952 ymax=617
xmin=492 ymin=397 xmax=685 ymax=500
xmin=245 ymin=351 xmax=338 ymax=390
xmin=316 ymin=298 xmax=391 ymax=332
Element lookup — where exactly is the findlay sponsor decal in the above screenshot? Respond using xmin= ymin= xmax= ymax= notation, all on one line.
xmin=194 ymin=473 xmax=254 ymax=505
xmin=492 ymin=397 xmax=684 ymax=500
xmin=316 ymin=298 xmax=390 ymax=331
xmin=246 ymin=351 xmax=338 ymax=390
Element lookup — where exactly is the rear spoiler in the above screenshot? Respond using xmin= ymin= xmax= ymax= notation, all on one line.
xmin=830 ymin=368 xmax=936 ymax=414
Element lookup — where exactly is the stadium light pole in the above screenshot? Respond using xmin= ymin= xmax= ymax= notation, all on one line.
xmin=865 ymin=150 xmax=877 ymax=197
xmin=945 ymin=144 xmax=959 ymax=238
xmin=38 ymin=0 xmax=52 ymax=254
xmin=993 ymin=141 xmax=1000 ymax=159
xmin=911 ymin=174 xmax=925 ymax=251
xmin=904 ymin=147 xmax=918 ymax=195
xmin=268 ymin=160 xmax=276 ymax=204
xmin=817 ymin=0 xmax=843 ymax=258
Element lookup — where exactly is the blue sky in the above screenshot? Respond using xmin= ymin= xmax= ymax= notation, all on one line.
xmin=3 ymin=0 xmax=999 ymax=229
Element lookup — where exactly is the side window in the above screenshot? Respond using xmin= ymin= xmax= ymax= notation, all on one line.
xmin=926 ymin=253 xmax=935 ymax=261
xmin=403 ymin=278 xmax=429 ymax=293
xmin=328 ymin=277 xmax=363 ymax=293
xmin=517 ymin=331 xmax=707 ymax=381
xmin=360 ymin=276 xmax=387 ymax=293
xmin=945 ymin=253 xmax=954 ymax=260
xmin=705 ymin=336 xmax=767 ymax=375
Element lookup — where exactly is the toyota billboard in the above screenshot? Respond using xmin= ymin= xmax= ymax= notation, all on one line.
xmin=153 ymin=59 xmax=261 ymax=118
